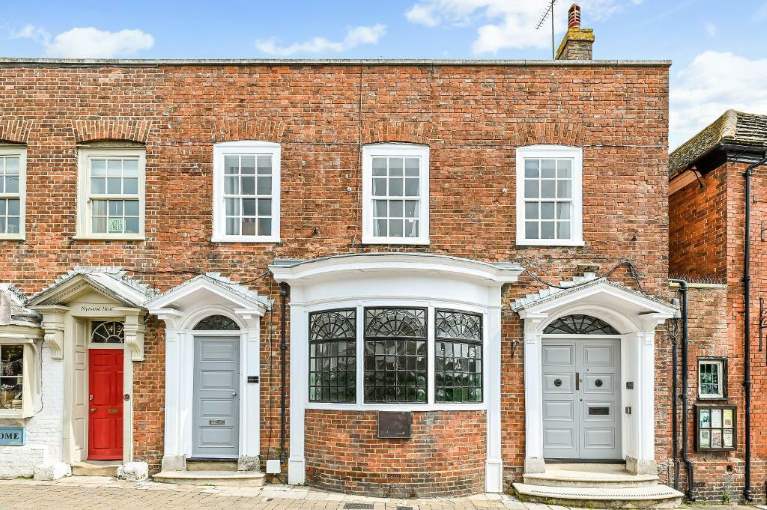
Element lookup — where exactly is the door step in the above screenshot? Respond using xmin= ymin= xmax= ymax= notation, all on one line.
xmin=186 ymin=459 xmax=238 ymax=472
xmin=72 ymin=461 xmax=121 ymax=477
xmin=524 ymin=463 xmax=659 ymax=488
xmin=153 ymin=470 xmax=265 ymax=487
xmin=513 ymin=482 xmax=684 ymax=509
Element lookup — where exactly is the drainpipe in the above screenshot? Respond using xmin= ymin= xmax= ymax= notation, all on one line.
xmin=743 ymin=154 xmax=767 ymax=502
xmin=670 ymin=278 xmax=694 ymax=500
xmin=279 ymin=282 xmax=289 ymax=463
xmin=671 ymin=322 xmax=679 ymax=490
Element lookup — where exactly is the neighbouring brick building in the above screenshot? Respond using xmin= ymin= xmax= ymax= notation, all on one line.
xmin=0 ymin=4 xmax=715 ymax=506
xmin=669 ymin=110 xmax=767 ymax=502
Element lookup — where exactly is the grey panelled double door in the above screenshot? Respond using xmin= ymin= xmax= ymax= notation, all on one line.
xmin=193 ymin=336 xmax=240 ymax=458
xmin=542 ymin=338 xmax=622 ymax=460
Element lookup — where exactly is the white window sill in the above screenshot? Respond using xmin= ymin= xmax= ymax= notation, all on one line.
xmin=361 ymin=236 xmax=430 ymax=246
xmin=516 ymin=238 xmax=585 ymax=247
xmin=211 ymin=235 xmax=281 ymax=243
xmin=305 ymin=402 xmax=486 ymax=412
xmin=0 ymin=234 xmax=24 ymax=241
xmin=0 ymin=410 xmax=25 ymax=420
xmin=73 ymin=234 xmax=146 ymax=241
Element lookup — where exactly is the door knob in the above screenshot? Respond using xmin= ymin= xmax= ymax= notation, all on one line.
xmin=90 ymin=408 xmax=96 ymax=413
xmin=232 ymin=391 xmax=237 ymax=397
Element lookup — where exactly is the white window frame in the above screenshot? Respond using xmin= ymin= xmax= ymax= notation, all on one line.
xmin=0 ymin=338 xmax=41 ymax=419
xmin=212 ymin=141 xmax=281 ymax=243
xmin=515 ymin=145 xmax=583 ymax=247
xmin=76 ymin=147 xmax=146 ymax=240
xmin=362 ymin=143 xmax=430 ymax=245
xmin=698 ymin=358 xmax=726 ymax=400
xmin=0 ymin=146 xmax=27 ymax=241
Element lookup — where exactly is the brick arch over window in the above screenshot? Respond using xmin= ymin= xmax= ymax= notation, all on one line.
xmin=71 ymin=119 xmax=155 ymax=144
xmin=362 ymin=120 xmax=434 ymax=145
xmin=0 ymin=120 xmax=34 ymax=144
xmin=509 ymin=122 xmax=584 ymax=147
xmin=210 ymin=118 xmax=287 ymax=143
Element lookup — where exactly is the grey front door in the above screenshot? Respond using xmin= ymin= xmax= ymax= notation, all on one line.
xmin=193 ymin=336 xmax=240 ymax=458
xmin=542 ymin=338 xmax=621 ymax=460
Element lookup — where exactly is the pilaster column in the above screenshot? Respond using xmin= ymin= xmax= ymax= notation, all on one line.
xmin=522 ymin=313 xmax=546 ymax=473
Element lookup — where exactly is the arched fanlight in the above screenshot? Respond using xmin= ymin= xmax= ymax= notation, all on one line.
xmin=543 ymin=314 xmax=620 ymax=335
xmin=193 ymin=314 xmax=240 ymax=331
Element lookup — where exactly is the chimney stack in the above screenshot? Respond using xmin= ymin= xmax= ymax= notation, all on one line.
xmin=556 ymin=3 xmax=595 ymax=60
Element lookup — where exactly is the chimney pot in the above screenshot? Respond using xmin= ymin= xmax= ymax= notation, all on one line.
xmin=568 ymin=4 xmax=581 ymax=29
xmin=556 ymin=3 xmax=594 ymax=60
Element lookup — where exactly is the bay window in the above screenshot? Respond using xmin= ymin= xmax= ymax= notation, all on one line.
xmin=308 ymin=306 xmax=483 ymax=407
xmin=0 ymin=345 xmax=22 ymax=411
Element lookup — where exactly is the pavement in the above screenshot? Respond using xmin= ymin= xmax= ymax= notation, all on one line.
xmin=0 ymin=476 xmax=756 ymax=510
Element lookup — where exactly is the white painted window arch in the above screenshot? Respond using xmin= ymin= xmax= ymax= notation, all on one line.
xmin=212 ymin=140 xmax=281 ymax=243
xmin=516 ymin=145 xmax=583 ymax=246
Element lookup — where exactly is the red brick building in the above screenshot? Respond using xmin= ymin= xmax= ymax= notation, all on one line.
xmin=0 ymin=7 xmax=694 ymax=506
xmin=669 ymin=110 xmax=767 ymax=501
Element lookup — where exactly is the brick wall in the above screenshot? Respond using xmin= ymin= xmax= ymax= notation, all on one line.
xmin=0 ymin=61 xmax=670 ymax=491
xmin=669 ymin=168 xmax=727 ymax=281
xmin=304 ymin=409 xmax=486 ymax=497
xmin=668 ymin=157 xmax=767 ymax=502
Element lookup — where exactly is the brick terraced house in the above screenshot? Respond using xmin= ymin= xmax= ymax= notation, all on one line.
xmin=668 ymin=110 xmax=767 ymax=502
xmin=0 ymin=4 xmax=719 ymax=506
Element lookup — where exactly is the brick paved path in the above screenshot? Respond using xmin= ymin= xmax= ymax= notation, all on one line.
xmin=0 ymin=477 xmax=515 ymax=510
xmin=0 ymin=477 xmax=754 ymax=510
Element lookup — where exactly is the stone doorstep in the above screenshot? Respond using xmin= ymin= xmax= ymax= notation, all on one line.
xmin=523 ymin=463 xmax=659 ymax=488
xmin=153 ymin=470 xmax=266 ymax=487
xmin=72 ymin=461 xmax=120 ymax=477
xmin=513 ymin=482 xmax=684 ymax=509
xmin=185 ymin=459 xmax=238 ymax=472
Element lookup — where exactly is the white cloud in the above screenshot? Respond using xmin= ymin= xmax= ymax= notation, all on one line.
xmin=256 ymin=24 xmax=386 ymax=56
xmin=404 ymin=0 xmax=639 ymax=54
xmin=670 ymin=51 xmax=767 ymax=150
xmin=12 ymin=25 xmax=154 ymax=58
xmin=703 ymin=21 xmax=717 ymax=37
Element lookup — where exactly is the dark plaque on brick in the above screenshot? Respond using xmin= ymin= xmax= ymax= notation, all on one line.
xmin=377 ymin=411 xmax=412 ymax=439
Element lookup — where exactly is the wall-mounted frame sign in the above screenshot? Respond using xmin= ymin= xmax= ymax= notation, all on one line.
xmin=695 ymin=404 xmax=736 ymax=452
xmin=0 ymin=427 xmax=25 ymax=446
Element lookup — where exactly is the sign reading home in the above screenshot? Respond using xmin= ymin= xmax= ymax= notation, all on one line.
xmin=0 ymin=427 xmax=24 ymax=446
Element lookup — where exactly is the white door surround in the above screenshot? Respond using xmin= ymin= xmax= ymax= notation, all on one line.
xmin=28 ymin=268 xmax=152 ymax=466
xmin=269 ymin=253 xmax=523 ymax=493
xmin=513 ymin=275 xmax=677 ymax=476
xmin=147 ymin=274 xmax=269 ymax=471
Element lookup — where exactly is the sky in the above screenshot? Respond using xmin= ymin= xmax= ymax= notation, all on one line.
xmin=1 ymin=0 xmax=766 ymax=151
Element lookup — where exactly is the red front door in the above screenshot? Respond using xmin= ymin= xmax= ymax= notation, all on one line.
xmin=88 ymin=349 xmax=124 ymax=460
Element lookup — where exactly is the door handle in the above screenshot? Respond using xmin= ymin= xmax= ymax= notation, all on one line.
xmin=90 ymin=408 xmax=96 ymax=413
xmin=232 ymin=391 xmax=238 ymax=397
xmin=575 ymin=372 xmax=580 ymax=391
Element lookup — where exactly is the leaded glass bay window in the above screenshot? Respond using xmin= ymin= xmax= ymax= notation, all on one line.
xmin=0 ymin=345 xmax=23 ymax=411
xmin=435 ymin=310 xmax=483 ymax=403
xmin=364 ymin=308 xmax=427 ymax=403
xmin=309 ymin=309 xmax=356 ymax=403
